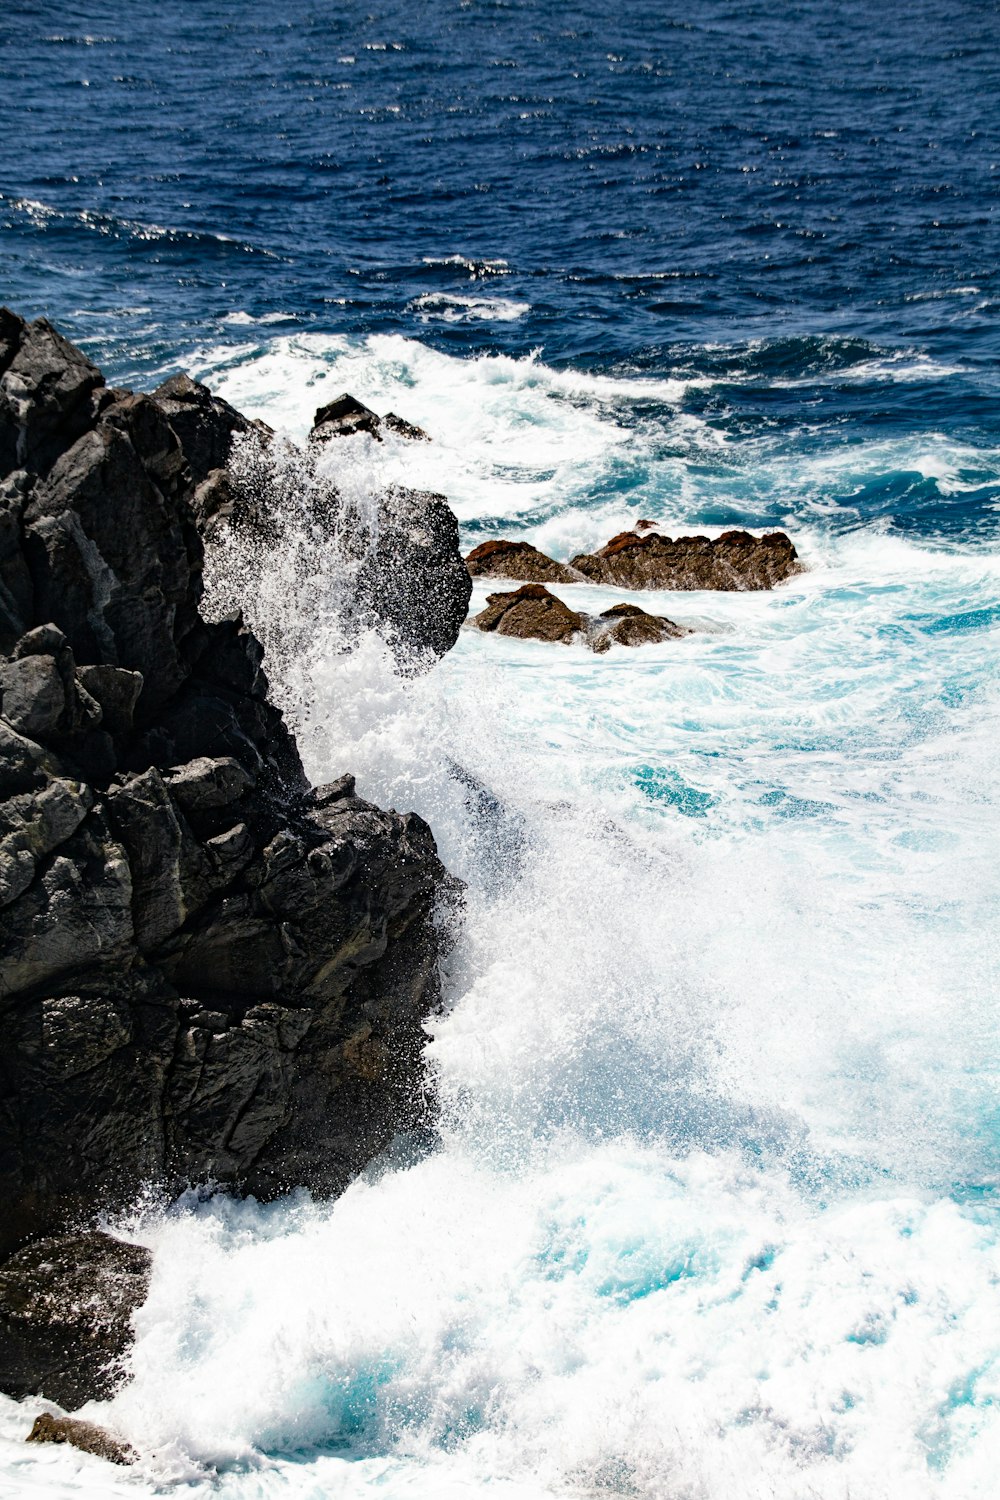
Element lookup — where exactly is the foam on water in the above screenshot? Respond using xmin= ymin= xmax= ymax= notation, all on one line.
xmin=2 ymin=336 xmax=998 ymax=1498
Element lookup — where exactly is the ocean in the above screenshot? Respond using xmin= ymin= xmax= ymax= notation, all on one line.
xmin=1 ymin=1 xmax=998 ymax=1495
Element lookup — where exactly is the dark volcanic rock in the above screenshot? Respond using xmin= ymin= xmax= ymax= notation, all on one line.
xmin=311 ymin=393 xmax=429 ymax=444
xmin=469 ymin=583 xmax=585 ymax=643
xmin=219 ymin=428 xmax=470 ymax=665
xmin=570 ymin=528 xmax=802 ymax=591
xmin=0 ymin=1231 xmax=151 ymax=1407
xmin=27 ymin=1411 xmax=134 ymax=1465
xmin=589 ymin=602 xmax=689 ymax=653
xmin=353 ymin=485 xmax=472 ymax=661
xmin=152 ymin=372 xmax=269 ymax=486
xmin=465 ymin=539 xmax=580 ymax=585
xmin=0 ymin=309 xmax=457 ymax=1406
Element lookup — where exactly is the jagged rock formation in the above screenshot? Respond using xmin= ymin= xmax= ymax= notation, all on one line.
xmin=468 ymin=584 xmax=687 ymax=652
xmin=0 ymin=310 xmax=460 ymax=1325
xmin=311 ymin=392 xmax=430 ymax=444
xmin=176 ymin=389 xmax=471 ymax=665
xmin=465 ymin=539 xmax=580 ymax=585
xmin=570 ymin=528 xmax=801 ymax=590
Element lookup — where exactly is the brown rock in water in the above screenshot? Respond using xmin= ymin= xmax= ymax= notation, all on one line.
xmin=465 ymin=539 xmax=579 ymax=585
xmin=0 ymin=1231 xmax=152 ymax=1407
xmin=27 ymin=1412 xmax=134 ymax=1466
xmin=589 ymin=602 xmax=689 ymax=653
xmin=470 ymin=583 xmax=584 ymax=643
xmin=570 ymin=528 xmax=801 ymax=591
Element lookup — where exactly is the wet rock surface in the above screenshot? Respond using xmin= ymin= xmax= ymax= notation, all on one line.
xmin=589 ymin=602 xmax=690 ymax=652
xmin=27 ymin=1411 xmax=135 ymax=1465
xmin=570 ymin=528 xmax=802 ymax=590
xmin=0 ymin=1231 xmax=151 ymax=1408
xmin=465 ymin=539 xmax=580 ymax=585
xmin=311 ymin=392 xmax=430 ymax=444
xmin=470 ymin=583 xmax=586 ymax=643
xmin=469 ymin=585 xmax=687 ymax=653
xmin=0 ymin=309 xmax=458 ymax=1402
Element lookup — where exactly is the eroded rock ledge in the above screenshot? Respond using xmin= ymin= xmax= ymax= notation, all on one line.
xmin=0 ymin=310 xmax=462 ymax=1375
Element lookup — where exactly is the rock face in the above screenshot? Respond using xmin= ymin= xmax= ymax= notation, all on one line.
xmin=570 ymin=528 xmax=802 ymax=590
xmin=468 ymin=586 xmax=686 ymax=653
xmin=0 ymin=1231 xmax=151 ymax=1407
xmin=465 ymin=539 xmax=580 ymax=585
xmin=0 ymin=309 xmax=456 ymax=1330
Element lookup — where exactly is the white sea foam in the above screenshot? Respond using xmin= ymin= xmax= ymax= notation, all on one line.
xmin=3 ymin=335 xmax=998 ymax=1498
xmin=410 ymin=293 xmax=531 ymax=322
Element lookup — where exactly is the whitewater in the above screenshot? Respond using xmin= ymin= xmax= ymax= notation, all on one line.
xmin=0 ymin=328 xmax=996 ymax=1499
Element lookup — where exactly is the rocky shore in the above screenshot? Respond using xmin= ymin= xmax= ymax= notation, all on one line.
xmin=0 ymin=309 xmax=804 ymax=1436
xmin=466 ymin=527 xmax=802 ymax=592
xmin=0 ymin=311 xmax=466 ymax=1413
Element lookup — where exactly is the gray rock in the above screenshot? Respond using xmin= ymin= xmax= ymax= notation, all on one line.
xmin=76 ymin=664 xmax=143 ymax=736
xmin=0 ymin=777 xmax=93 ymax=907
xmin=311 ymin=392 xmax=383 ymax=442
xmin=151 ymin=371 xmax=265 ymax=485
xmin=0 ymin=317 xmax=104 ymax=477
xmin=0 ymin=653 xmax=67 ymax=738
xmin=162 ymin=753 xmax=253 ymax=814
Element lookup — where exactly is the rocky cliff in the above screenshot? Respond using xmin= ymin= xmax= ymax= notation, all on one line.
xmin=0 ymin=311 xmax=463 ymax=1283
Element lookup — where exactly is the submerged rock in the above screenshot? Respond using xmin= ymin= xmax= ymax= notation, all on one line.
xmin=0 ymin=307 xmax=457 ymax=1399
xmin=27 ymin=1412 xmax=134 ymax=1466
xmin=589 ymin=602 xmax=689 ymax=652
xmin=0 ymin=1232 xmax=151 ymax=1408
xmin=465 ymin=539 xmax=580 ymax=585
xmin=570 ymin=528 xmax=802 ymax=590
xmin=469 ymin=586 xmax=687 ymax=654
xmin=470 ymin=583 xmax=585 ymax=643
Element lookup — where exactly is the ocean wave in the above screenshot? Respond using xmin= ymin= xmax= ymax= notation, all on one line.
xmin=410 ymin=293 xmax=530 ymax=322
xmin=0 ymin=195 xmax=283 ymax=258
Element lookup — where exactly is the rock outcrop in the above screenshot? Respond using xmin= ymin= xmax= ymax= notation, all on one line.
xmin=468 ymin=585 xmax=687 ymax=653
xmin=465 ymin=539 xmax=580 ymax=585
xmin=589 ymin=602 xmax=689 ymax=653
xmin=0 ymin=1231 xmax=151 ymax=1407
xmin=27 ymin=1411 xmax=134 ymax=1465
xmin=570 ymin=528 xmax=801 ymax=590
xmin=470 ymin=583 xmax=585 ymax=644
xmin=311 ymin=393 xmax=430 ymax=444
xmin=0 ymin=309 xmax=458 ymax=1371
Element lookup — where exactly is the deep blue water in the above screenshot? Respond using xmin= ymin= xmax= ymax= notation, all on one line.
xmin=2 ymin=0 xmax=999 ymax=542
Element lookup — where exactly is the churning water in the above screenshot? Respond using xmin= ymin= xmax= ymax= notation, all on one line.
xmin=1 ymin=1 xmax=998 ymax=1495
